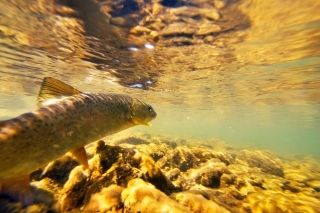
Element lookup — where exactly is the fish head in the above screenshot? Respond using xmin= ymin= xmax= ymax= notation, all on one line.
xmin=130 ymin=99 xmax=157 ymax=126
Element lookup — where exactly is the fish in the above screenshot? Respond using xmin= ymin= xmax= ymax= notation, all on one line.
xmin=0 ymin=77 xmax=157 ymax=205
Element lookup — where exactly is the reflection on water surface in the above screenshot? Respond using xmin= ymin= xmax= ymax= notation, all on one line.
xmin=0 ymin=0 xmax=319 ymax=155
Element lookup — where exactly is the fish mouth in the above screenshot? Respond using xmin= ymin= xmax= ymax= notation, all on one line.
xmin=150 ymin=111 xmax=157 ymax=118
xmin=143 ymin=111 xmax=157 ymax=126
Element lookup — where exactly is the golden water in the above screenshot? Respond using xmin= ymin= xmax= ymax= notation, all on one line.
xmin=0 ymin=0 xmax=319 ymax=158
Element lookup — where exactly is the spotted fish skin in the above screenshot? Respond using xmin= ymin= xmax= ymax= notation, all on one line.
xmin=0 ymin=92 xmax=156 ymax=180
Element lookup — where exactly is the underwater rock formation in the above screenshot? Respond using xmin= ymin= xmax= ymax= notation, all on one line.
xmin=236 ymin=150 xmax=284 ymax=177
xmin=1 ymin=134 xmax=320 ymax=213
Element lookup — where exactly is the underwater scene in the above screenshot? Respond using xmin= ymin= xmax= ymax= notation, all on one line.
xmin=0 ymin=0 xmax=320 ymax=212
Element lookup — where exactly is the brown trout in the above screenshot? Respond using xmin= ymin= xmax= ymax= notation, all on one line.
xmin=0 ymin=77 xmax=156 ymax=203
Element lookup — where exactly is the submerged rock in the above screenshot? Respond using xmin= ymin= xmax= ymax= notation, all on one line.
xmin=173 ymin=191 xmax=230 ymax=213
xmin=189 ymin=160 xmax=228 ymax=188
xmin=247 ymin=190 xmax=320 ymax=213
xmin=160 ymin=22 xmax=198 ymax=36
xmin=236 ymin=150 xmax=284 ymax=177
xmin=2 ymin=134 xmax=320 ymax=213
xmin=196 ymin=23 xmax=221 ymax=35
xmin=157 ymin=146 xmax=229 ymax=172
xmin=83 ymin=185 xmax=123 ymax=212
xmin=122 ymin=178 xmax=190 ymax=212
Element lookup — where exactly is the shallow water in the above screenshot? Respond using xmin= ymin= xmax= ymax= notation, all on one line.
xmin=1 ymin=0 xmax=319 ymax=159
xmin=1 ymin=0 xmax=320 ymax=212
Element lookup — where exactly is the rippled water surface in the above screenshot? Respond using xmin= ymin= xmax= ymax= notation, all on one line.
xmin=0 ymin=0 xmax=319 ymax=158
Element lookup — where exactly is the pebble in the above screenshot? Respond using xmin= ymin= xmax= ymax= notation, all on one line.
xmin=152 ymin=3 xmax=163 ymax=15
xmin=204 ymin=35 xmax=216 ymax=43
xmin=150 ymin=31 xmax=159 ymax=40
xmin=148 ymin=21 xmax=166 ymax=31
xmin=214 ymin=0 xmax=228 ymax=9
xmin=166 ymin=168 xmax=181 ymax=181
xmin=200 ymin=8 xmax=220 ymax=20
xmin=25 ymin=204 xmax=42 ymax=213
xmin=196 ymin=23 xmax=221 ymax=35
xmin=130 ymin=26 xmax=152 ymax=34
xmin=170 ymin=6 xmax=201 ymax=17
xmin=160 ymin=22 xmax=198 ymax=36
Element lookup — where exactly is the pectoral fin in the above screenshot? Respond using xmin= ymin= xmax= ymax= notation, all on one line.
xmin=0 ymin=175 xmax=33 ymax=206
xmin=70 ymin=147 xmax=89 ymax=169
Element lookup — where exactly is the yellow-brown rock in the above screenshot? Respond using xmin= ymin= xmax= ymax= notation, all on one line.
xmin=173 ymin=191 xmax=230 ymax=213
xmin=83 ymin=185 xmax=123 ymax=212
xmin=122 ymin=178 xmax=191 ymax=213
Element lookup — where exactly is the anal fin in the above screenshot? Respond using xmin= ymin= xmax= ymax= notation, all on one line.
xmin=0 ymin=175 xmax=33 ymax=206
xmin=70 ymin=147 xmax=89 ymax=169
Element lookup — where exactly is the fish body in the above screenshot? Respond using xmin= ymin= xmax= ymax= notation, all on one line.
xmin=0 ymin=78 xmax=157 ymax=181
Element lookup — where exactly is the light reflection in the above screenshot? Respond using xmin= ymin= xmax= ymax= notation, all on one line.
xmin=128 ymin=47 xmax=139 ymax=51
xmin=144 ymin=43 xmax=155 ymax=49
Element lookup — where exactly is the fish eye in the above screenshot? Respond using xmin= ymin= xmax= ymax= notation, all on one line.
xmin=147 ymin=106 xmax=153 ymax=112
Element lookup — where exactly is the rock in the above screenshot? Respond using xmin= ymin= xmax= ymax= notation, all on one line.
xmin=188 ymin=0 xmax=212 ymax=7
xmin=248 ymin=178 xmax=265 ymax=189
xmin=163 ymin=37 xmax=195 ymax=45
xmin=25 ymin=204 xmax=42 ymax=213
xmin=228 ymin=188 xmax=244 ymax=200
xmin=150 ymin=31 xmax=159 ymax=41
xmin=189 ymin=160 xmax=228 ymax=188
xmin=173 ymin=192 xmax=230 ymax=213
xmin=157 ymin=146 xmax=229 ymax=172
xmin=110 ymin=17 xmax=135 ymax=27
xmin=283 ymin=159 xmax=320 ymax=184
xmin=202 ymin=188 xmax=245 ymax=213
xmin=115 ymin=135 xmax=151 ymax=145
xmin=83 ymin=185 xmax=123 ymax=212
xmin=236 ymin=150 xmax=284 ymax=177
xmin=152 ymin=3 xmax=163 ymax=15
xmin=214 ymin=0 xmax=228 ymax=9
xmin=247 ymin=190 xmax=320 ymax=213
xmin=110 ymin=17 xmax=126 ymax=26
xmin=166 ymin=168 xmax=181 ymax=181
xmin=170 ymin=6 xmax=201 ymax=17
xmin=306 ymin=180 xmax=320 ymax=192
xmin=145 ymin=16 xmax=162 ymax=23
xmin=160 ymin=22 xmax=198 ymax=36
xmin=220 ymin=173 xmax=235 ymax=187
xmin=203 ymin=35 xmax=216 ymax=43
xmin=40 ymin=155 xmax=79 ymax=185
xmin=135 ymin=142 xmax=170 ymax=162
xmin=200 ymin=8 xmax=220 ymax=20
xmin=92 ymin=141 xmax=174 ymax=193
xmin=130 ymin=26 xmax=152 ymax=34
xmin=134 ymin=149 xmax=174 ymax=193
xmin=182 ymin=17 xmax=199 ymax=25
xmin=196 ymin=23 xmax=221 ymax=35
xmin=239 ymin=182 xmax=257 ymax=196
xmin=148 ymin=21 xmax=166 ymax=31
xmin=60 ymin=166 xmax=88 ymax=212
xmin=281 ymin=180 xmax=302 ymax=193
xmin=122 ymin=178 xmax=191 ymax=212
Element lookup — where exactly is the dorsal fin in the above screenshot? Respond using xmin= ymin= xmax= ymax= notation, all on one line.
xmin=37 ymin=77 xmax=82 ymax=106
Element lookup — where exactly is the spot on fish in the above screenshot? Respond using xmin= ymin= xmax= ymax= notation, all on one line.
xmin=67 ymin=131 xmax=73 ymax=136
